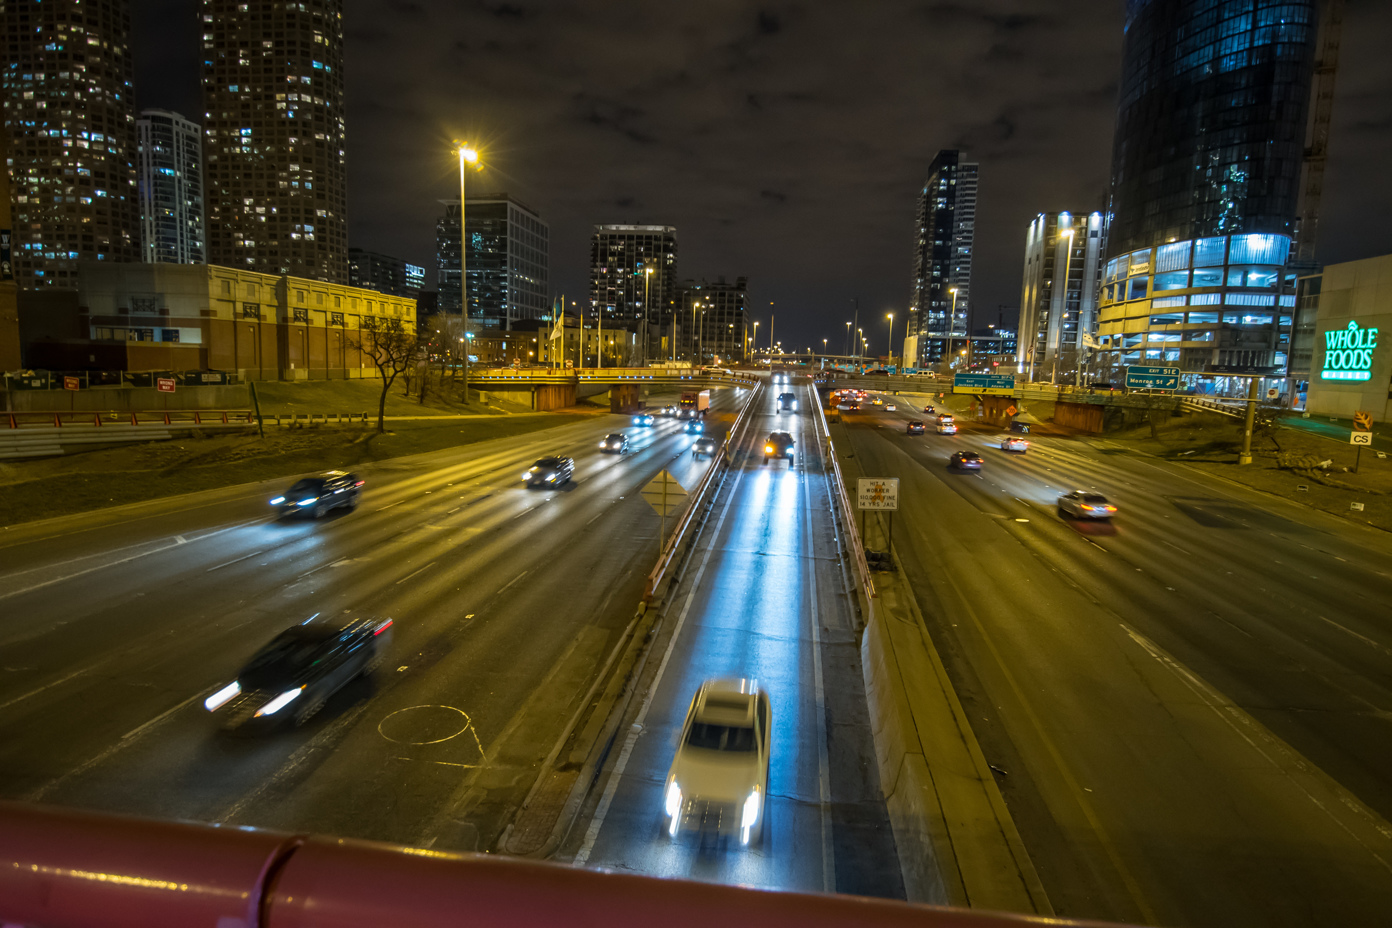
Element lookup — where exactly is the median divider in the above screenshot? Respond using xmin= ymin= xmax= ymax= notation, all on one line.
xmin=811 ymin=386 xmax=1052 ymax=915
xmin=499 ymin=382 xmax=764 ymax=858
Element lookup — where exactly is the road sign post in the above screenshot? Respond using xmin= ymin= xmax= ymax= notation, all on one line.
xmin=641 ymin=470 xmax=688 ymax=556
xmin=1351 ymin=429 xmax=1373 ymax=473
xmin=857 ymin=478 xmax=900 ymax=554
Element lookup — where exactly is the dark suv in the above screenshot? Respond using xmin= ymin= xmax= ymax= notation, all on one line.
xmin=204 ymin=616 xmax=394 ymax=730
xmin=525 ymin=455 xmax=575 ymax=488
xmin=763 ymin=431 xmax=795 ymax=465
xmin=777 ymin=392 xmax=797 ymax=413
xmin=270 ymin=470 xmax=362 ymax=519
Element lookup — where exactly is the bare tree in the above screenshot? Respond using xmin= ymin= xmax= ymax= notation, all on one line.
xmin=351 ymin=319 xmax=422 ymax=432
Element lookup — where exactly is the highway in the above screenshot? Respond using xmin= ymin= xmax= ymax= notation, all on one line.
xmin=834 ymin=392 xmax=1392 ymax=927
xmin=0 ymin=389 xmax=744 ymax=853
xmin=566 ymin=379 xmax=904 ymax=899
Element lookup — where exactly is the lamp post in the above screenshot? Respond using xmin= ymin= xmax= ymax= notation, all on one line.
xmin=456 ymin=143 xmax=480 ymax=403
xmin=844 ymin=321 xmax=852 ymax=358
xmin=753 ymin=321 xmax=759 ymax=360
xmin=886 ymin=312 xmax=895 ymax=369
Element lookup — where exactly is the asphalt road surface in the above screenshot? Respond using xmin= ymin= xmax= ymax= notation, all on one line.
xmin=566 ymin=379 xmax=904 ymax=900
xmin=0 ymin=389 xmax=743 ymax=854
xmin=836 ymin=393 xmax=1392 ymax=927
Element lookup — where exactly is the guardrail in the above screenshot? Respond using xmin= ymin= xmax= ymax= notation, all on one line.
xmin=812 ymin=384 xmax=877 ymax=607
xmin=643 ymin=381 xmax=763 ymax=600
xmin=472 ymin=367 xmax=759 ymax=388
xmin=0 ymin=801 xmax=1123 ymax=928
xmin=1180 ymin=396 xmax=1245 ymax=418
xmin=4 ymin=409 xmax=255 ymax=429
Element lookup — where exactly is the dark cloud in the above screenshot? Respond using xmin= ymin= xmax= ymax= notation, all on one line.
xmin=130 ymin=0 xmax=1392 ymax=351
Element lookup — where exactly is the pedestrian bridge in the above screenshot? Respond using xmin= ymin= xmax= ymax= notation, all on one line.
xmin=470 ymin=367 xmax=759 ymax=411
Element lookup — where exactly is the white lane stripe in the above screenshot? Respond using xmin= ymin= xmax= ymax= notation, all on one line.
xmin=498 ymin=569 xmax=528 ymax=593
xmin=206 ymin=550 xmax=263 ymax=572
xmin=0 ymin=537 xmax=186 ymax=601
xmin=573 ymin=438 xmax=749 ymax=867
xmin=394 ymin=561 xmax=438 ymax=585
xmin=801 ymin=388 xmax=836 ymax=892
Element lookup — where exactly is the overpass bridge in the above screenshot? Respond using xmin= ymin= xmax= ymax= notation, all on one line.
xmin=470 ymin=367 xmax=760 ymax=411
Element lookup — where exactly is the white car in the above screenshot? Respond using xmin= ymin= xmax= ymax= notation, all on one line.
xmin=1058 ymin=490 xmax=1118 ymax=519
xmin=885 ymin=403 xmax=897 ymax=411
xmin=663 ymin=679 xmax=771 ymax=846
xmin=936 ymin=421 xmax=958 ymax=435
xmin=1001 ymin=436 xmax=1028 ymax=452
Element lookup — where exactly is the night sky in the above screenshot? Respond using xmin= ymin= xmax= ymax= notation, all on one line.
xmin=132 ymin=1 xmax=1392 ymax=355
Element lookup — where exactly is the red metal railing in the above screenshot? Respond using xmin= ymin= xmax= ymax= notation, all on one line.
xmin=4 ymin=410 xmax=255 ymax=429
xmin=0 ymin=802 xmax=1120 ymax=928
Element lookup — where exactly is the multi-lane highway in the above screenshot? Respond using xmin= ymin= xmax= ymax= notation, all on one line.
xmin=834 ymin=392 xmax=1392 ymax=927
xmin=0 ymin=390 xmax=743 ymax=853
xmin=566 ymin=378 xmax=904 ymax=899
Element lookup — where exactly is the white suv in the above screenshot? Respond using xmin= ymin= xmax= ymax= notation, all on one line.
xmin=663 ymin=679 xmax=771 ymax=846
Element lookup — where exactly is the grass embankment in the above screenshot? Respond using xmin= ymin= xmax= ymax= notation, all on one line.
xmin=0 ymin=377 xmax=601 ymax=526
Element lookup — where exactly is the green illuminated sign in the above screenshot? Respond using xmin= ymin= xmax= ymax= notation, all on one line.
xmin=1322 ymin=320 xmax=1378 ymax=381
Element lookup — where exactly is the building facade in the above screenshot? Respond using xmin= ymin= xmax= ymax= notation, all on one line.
xmin=200 ymin=0 xmax=348 ymax=283
xmin=348 ymin=249 xmax=423 ymax=299
xmin=905 ymin=150 xmax=977 ymax=367
xmin=590 ymin=225 xmax=678 ymax=333
xmin=678 ymin=276 xmax=748 ymax=364
xmin=137 ymin=109 xmax=206 ymax=266
xmin=1018 ymin=211 xmax=1105 ymax=382
xmin=20 ymin=262 xmax=415 ymax=381
xmin=436 ymin=194 xmax=548 ymax=330
xmin=1098 ymin=0 xmax=1322 ymax=384
xmin=1299 ymin=254 xmax=1392 ymax=422
xmin=2 ymin=0 xmax=140 ymax=288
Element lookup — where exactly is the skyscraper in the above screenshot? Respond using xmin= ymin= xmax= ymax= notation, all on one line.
xmin=2 ymin=0 xmax=140 ymax=288
xmin=348 ymin=249 xmax=423 ymax=299
xmin=137 ymin=109 xmax=206 ymax=265
xmin=1018 ymin=211 xmax=1105 ymax=382
xmin=200 ymin=0 xmax=348 ymax=283
xmin=436 ymin=194 xmax=548 ymax=330
xmin=1097 ymin=0 xmax=1326 ymax=380
xmin=905 ymin=150 xmax=977 ymax=367
xmin=590 ymin=225 xmax=678 ymax=330
xmin=679 ymin=276 xmax=748 ymax=364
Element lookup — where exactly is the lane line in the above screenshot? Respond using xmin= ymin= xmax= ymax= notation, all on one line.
xmin=0 ymin=537 xmax=184 ymax=601
xmin=375 ymin=500 xmax=404 ymax=511
xmin=573 ymin=441 xmax=748 ymax=867
xmin=1318 ymin=615 xmax=1392 ymax=659
xmin=498 ymin=570 xmax=528 ymax=594
xmin=394 ymin=561 xmax=438 ymax=586
xmin=206 ymin=550 xmax=263 ymax=572
xmin=801 ymin=394 xmax=836 ymax=893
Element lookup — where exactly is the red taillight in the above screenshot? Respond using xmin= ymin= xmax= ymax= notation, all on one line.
xmin=375 ymin=619 xmax=393 ymax=636
xmin=356 ymin=480 xmax=365 ymax=487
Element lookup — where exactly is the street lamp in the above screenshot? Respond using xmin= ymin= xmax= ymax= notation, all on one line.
xmin=844 ymin=321 xmax=852 ymax=357
xmin=753 ymin=321 xmax=760 ymax=358
xmin=886 ymin=312 xmax=895 ymax=369
xmin=456 ymin=142 xmax=480 ymax=403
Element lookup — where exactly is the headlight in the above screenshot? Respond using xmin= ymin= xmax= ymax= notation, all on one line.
xmin=765 ymin=445 xmax=774 ymax=453
xmin=523 ymin=471 xmax=534 ymax=481
xmin=545 ymin=473 xmax=558 ymax=482
xmin=297 ymin=496 xmax=318 ymax=506
xmin=204 ymin=681 xmax=241 ymax=712
xmin=664 ymin=780 xmax=682 ymax=818
xmin=269 ymin=496 xmax=285 ymax=505
xmin=255 ymin=686 xmax=304 ymax=717
xmin=741 ymin=787 xmax=761 ymax=828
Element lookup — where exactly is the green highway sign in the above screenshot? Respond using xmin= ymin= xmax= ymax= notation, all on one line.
xmin=1126 ymin=365 xmax=1180 ymax=390
xmin=952 ymin=373 xmax=1015 ymax=395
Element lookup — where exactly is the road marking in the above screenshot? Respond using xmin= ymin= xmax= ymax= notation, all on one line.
xmin=0 ymin=662 xmax=105 ymax=713
xmin=1089 ymin=542 xmax=1107 ymax=552
xmin=376 ymin=500 xmax=404 ymax=511
xmin=573 ymin=445 xmax=747 ymax=867
xmin=394 ymin=561 xmax=438 ymax=585
xmin=0 ymin=535 xmax=190 ymax=601
xmin=1318 ymin=615 xmax=1392 ymax=659
xmin=498 ymin=570 xmax=528 ymax=593
xmin=206 ymin=550 xmax=263 ymax=572
xmin=803 ymin=431 xmax=836 ymax=893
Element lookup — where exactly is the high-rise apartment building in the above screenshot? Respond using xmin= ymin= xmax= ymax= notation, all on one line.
xmin=137 ymin=109 xmax=206 ymax=265
xmin=590 ymin=225 xmax=678 ymax=329
xmin=679 ymin=276 xmax=748 ymax=364
xmin=1097 ymin=0 xmax=1325 ymax=381
xmin=904 ymin=150 xmax=977 ymax=367
xmin=200 ymin=0 xmax=348 ymax=283
xmin=436 ymin=194 xmax=548 ymax=330
xmin=348 ymin=249 xmax=423 ymax=299
xmin=2 ymin=0 xmax=140 ymax=288
xmin=1018 ymin=211 xmax=1105 ymax=382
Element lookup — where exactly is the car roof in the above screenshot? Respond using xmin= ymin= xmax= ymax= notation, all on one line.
xmin=694 ymin=678 xmax=759 ymax=725
xmin=605 ymin=432 xmax=626 ymax=439
xmin=534 ymin=456 xmax=569 ymax=466
xmin=768 ymin=431 xmax=793 ymax=439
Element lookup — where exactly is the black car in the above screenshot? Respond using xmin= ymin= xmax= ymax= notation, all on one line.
xmin=949 ymin=451 xmax=983 ymax=471
xmin=692 ymin=436 xmax=718 ymax=459
xmin=906 ymin=420 xmax=926 ymax=435
xmin=270 ymin=470 xmax=362 ymax=519
xmin=525 ymin=455 xmax=575 ymax=487
xmin=777 ymin=392 xmax=797 ymax=413
xmin=684 ymin=419 xmax=705 ymax=434
xmin=599 ymin=433 xmax=629 ymax=454
xmin=204 ymin=616 xmax=394 ymax=730
xmin=764 ymin=431 xmax=795 ymax=465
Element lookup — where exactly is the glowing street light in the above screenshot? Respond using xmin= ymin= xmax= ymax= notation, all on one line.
xmin=455 ymin=141 xmax=483 ymax=403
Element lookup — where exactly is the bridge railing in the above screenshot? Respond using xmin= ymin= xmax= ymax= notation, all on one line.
xmin=0 ymin=801 xmax=1126 ymax=928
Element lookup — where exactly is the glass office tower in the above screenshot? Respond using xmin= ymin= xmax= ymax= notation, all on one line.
xmin=1098 ymin=0 xmax=1322 ymax=384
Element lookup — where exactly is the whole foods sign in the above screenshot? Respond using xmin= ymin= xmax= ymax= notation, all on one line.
xmin=1322 ymin=320 xmax=1378 ymax=382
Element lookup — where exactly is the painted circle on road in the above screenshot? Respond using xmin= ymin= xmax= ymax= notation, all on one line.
xmin=377 ymin=705 xmax=472 ymax=745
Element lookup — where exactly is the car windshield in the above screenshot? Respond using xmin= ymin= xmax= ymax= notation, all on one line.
xmin=605 ymin=434 xmax=624 ymax=441
xmin=686 ymin=722 xmax=756 ymax=752
xmin=240 ymin=631 xmax=336 ymax=686
xmin=1083 ymin=494 xmax=1110 ymax=504
xmin=534 ymin=458 xmax=564 ymax=468
xmin=288 ymin=479 xmax=323 ymax=494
